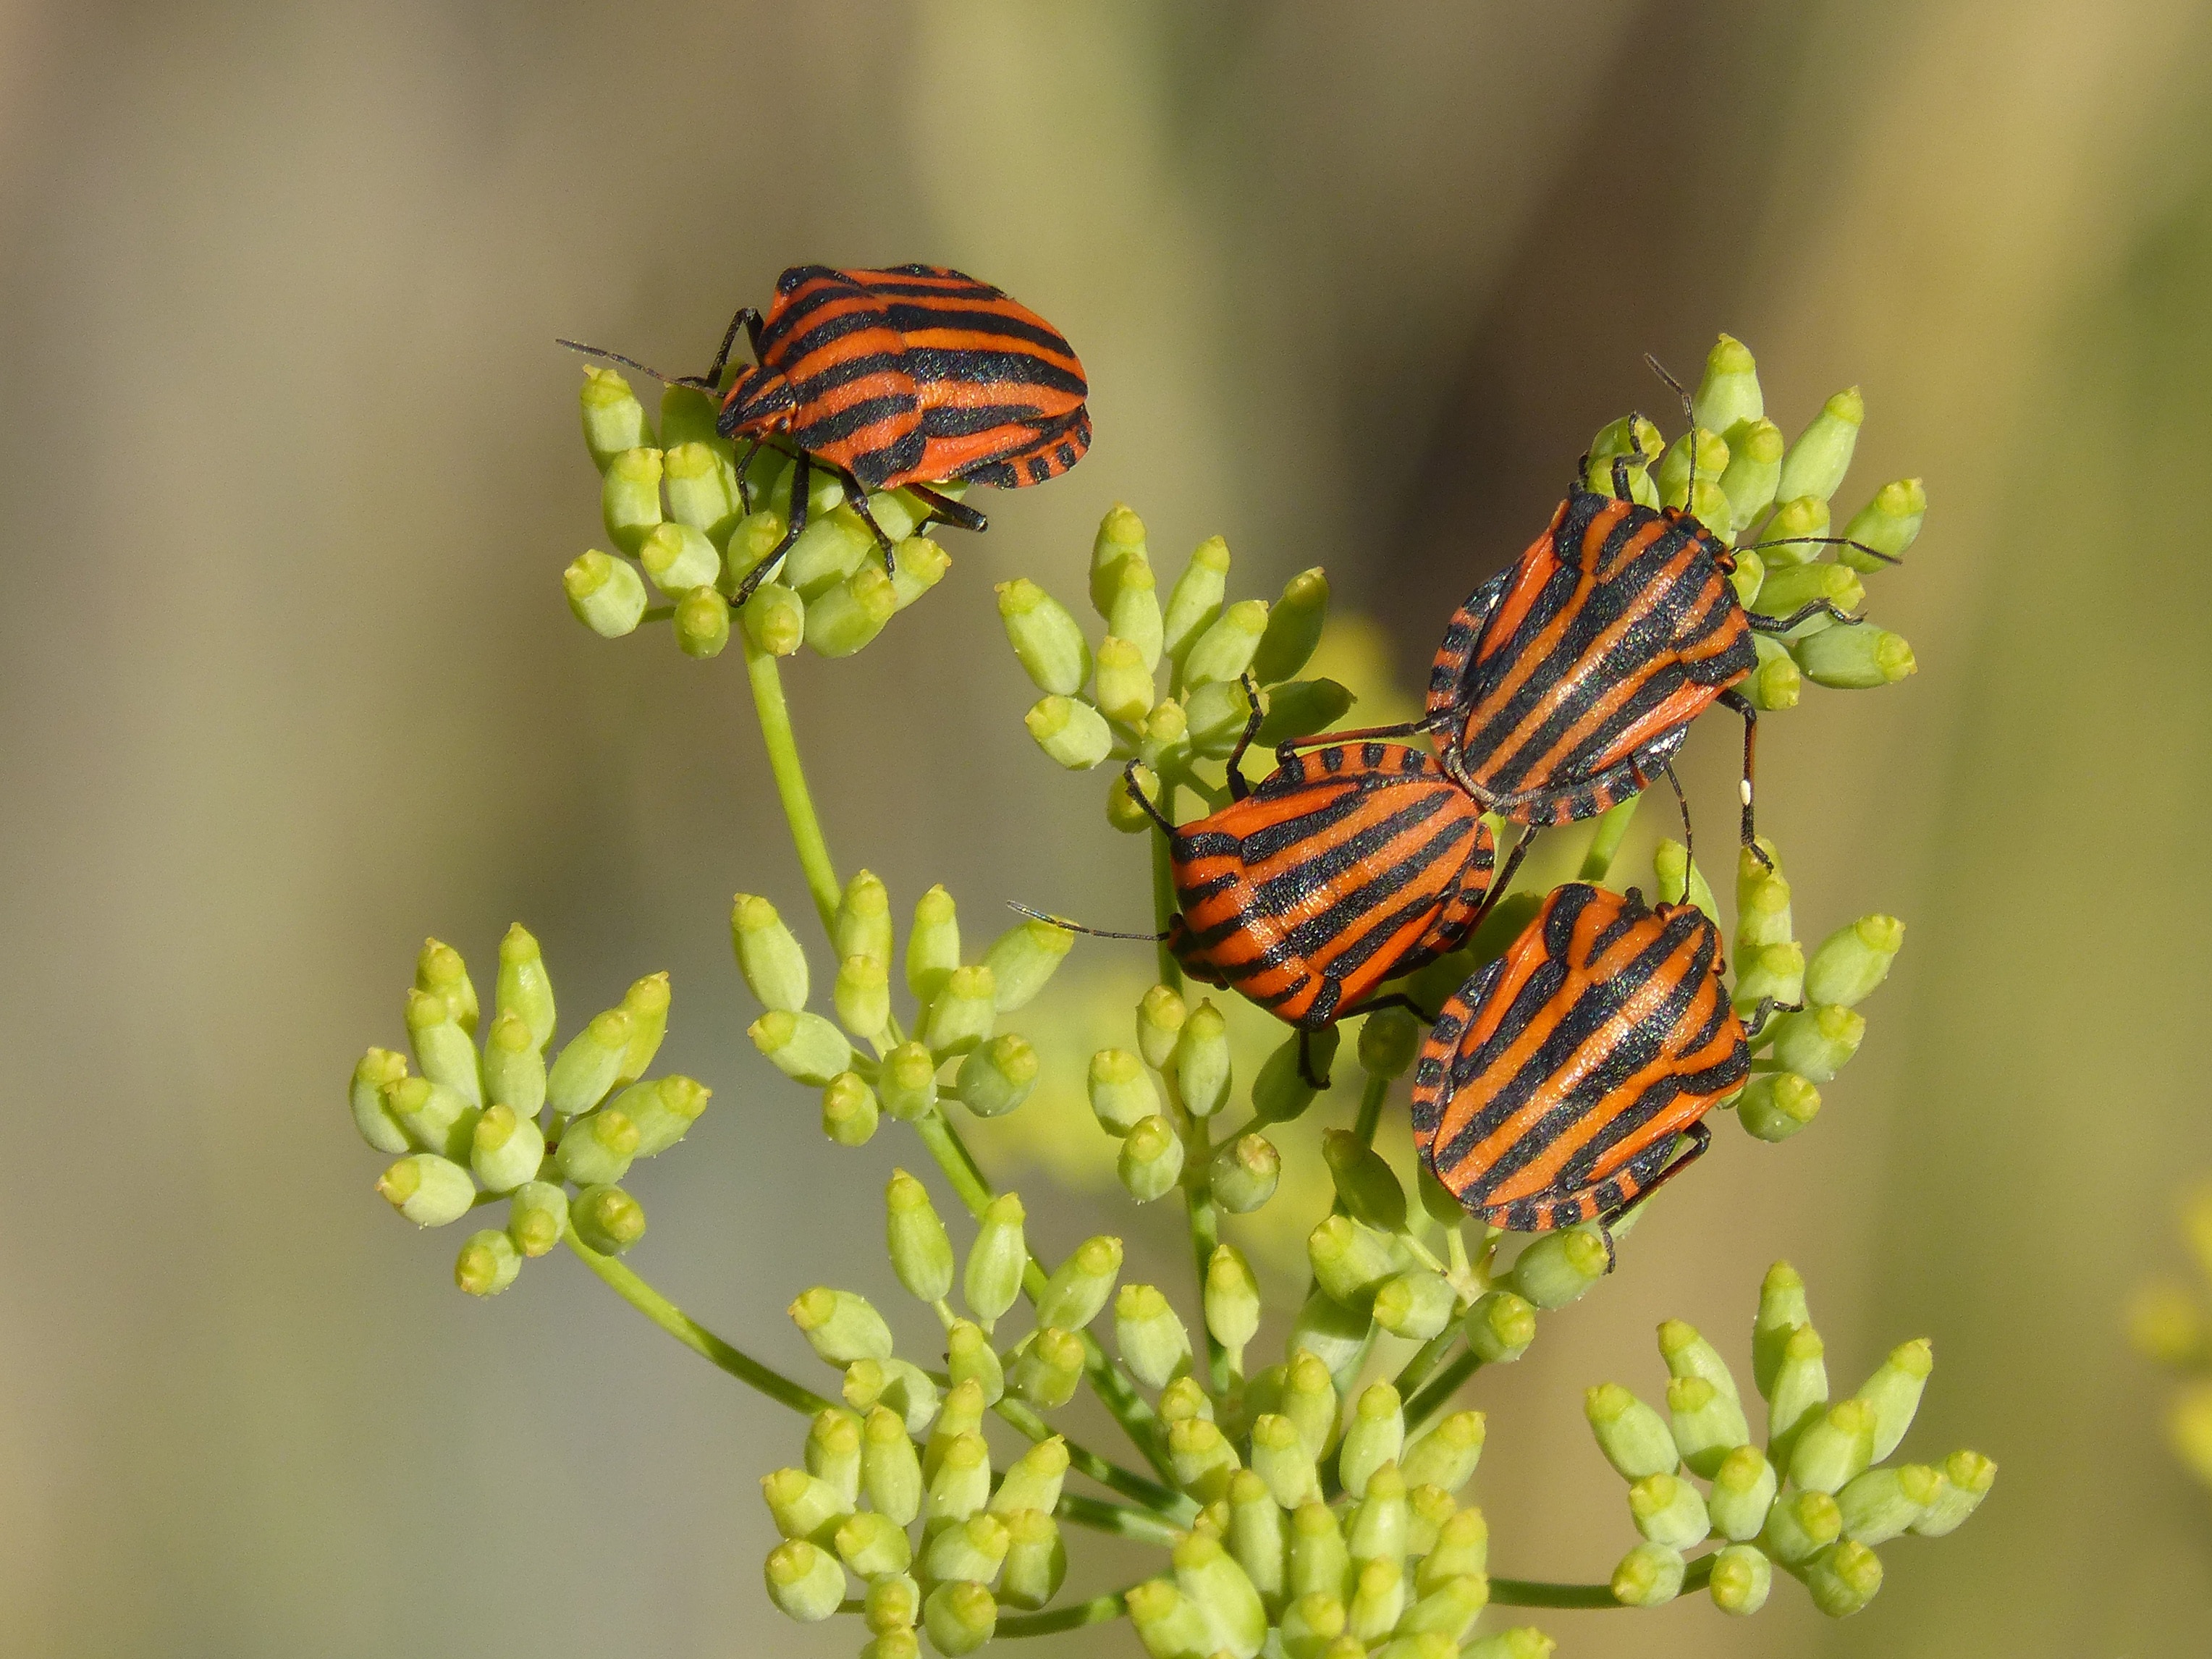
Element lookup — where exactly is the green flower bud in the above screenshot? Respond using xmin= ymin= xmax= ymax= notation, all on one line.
xmin=861 ymin=1406 xmax=924 ymax=1526
xmin=962 ymin=1195 xmax=1027 ymax=1327
xmin=383 ymin=1077 xmax=475 ymax=1161
xmin=1838 ymin=1461 xmax=1940 ymax=1546
xmin=1243 ymin=1031 xmax=1320 ymax=1123
xmin=482 ymin=1013 xmax=546 ymax=1120
xmin=1127 ymin=1579 xmax=1211 ymax=1659
xmin=1510 ymin=1225 xmax=1609 ymax=1309
xmin=921 ymin=1581 xmax=996 ymax=1657
xmin=919 ymin=1322 xmax=992 ymax=1411
xmin=579 ymin=368 xmax=650 ymax=470
xmin=924 ymin=1511 xmax=1010 ymax=1585
xmin=377 ymin=1153 xmax=476 ymax=1227
xmin=1252 ymin=1414 xmax=1321 ymax=1508
xmin=619 ymin=1074 xmax=708 ymax=1157
xmin=1289 ymin=1289 xmax=1375 ymax=1392
xmin=832 ymin=953 xmax=890 ymax=1044
xmin=1738 ymin=1073 xmax=1821 ymax=1141
xmin=925 ymin=1427 xmax=993 ymax=1523
xmin=1088 ymin=1048 xmax=1159 ymax=1135
xmin=1184 ymin=599 xmax=1270 ymax=688
xmin=599 ymin=446 xmax=662 ymax=554
xmin=1660 ymin=1315 xmax=1747 ymax=1414
xmin=1035 ymin=1235 xmax=1123 ymax=1332
xmin=455 ymin=1228 xmax=521 ymax=1297
xmin=1200 ymin=1243 xmax=1262 ymax=1363
xmin=1107 ymin=766 xmax=1160 ymax=833
xmin=670 ymin=585 xmax=729 ymax=658
xmin=1717 ymin=415 xmax=1785 ymax=533
xmin=1308 ymin=1214 xmax=1400 ymax=1311
xmin=1211 ymin=1133 xmax=1281 ymax=1214
xmin=415 ymin=937 xmax=479 ymax=1034
xmin=1093 ymin=635 xmax=1157 ymax=726
xmin=1417 ymin=1161 xmax=1469 ymax=1229
xmin=570 ymin=1183 xmax=644 ymax=1254
xmin=1789 ymin=1398 xmax=1877 ymax=1493
xmin=880 ymin=1169 xmax=954 ymax=1305
xmin=762 ymin=1537 xmax=845 ymax=1622
xmin=1742 ymin=631 xmax=1801 ymax=710
xmin=493 ymin=924 xmax=556 ymax=1054
xmin=1778 ymin=387 xmax=1864 ymax=505
xmin=1173 ymin=1532 xmax=1267 ymax=1658
xmin=1793 ymin=619 xmax=1915 ymax=688
xmin=405 ymin=988 xmax=482 ymax=1107
xmin=804 ymin=562 xmax=898 ymax=657
xmin=1464 ymin=1291 xmax=1537 ymax=1363
xmin=1804 ymin=1538 xmax=1882 ymax=1618
xmin=1735 ymin=850 xmax=1792 ymax=953
xmin=1707 ymin=1542 xmax=1771 ymax=1616
xmin=879 ymin=1041 xmax=938 ymax=1122
xmin=1396 ymin=1576 xmax=1488 ymax=1647
xmin=1119 ymin=1115 xmax=1186 ymax=1202
xmin=997 ymin=1508 xmax=1065 ymax=1611
xmin=1753 ymin=1260 xmax=1810 ymax=1395
xmin=782 ymin=508 xmax=873 ymax=600
xmin=350 ymin=1047 xmax=412 ymax=1154
xmin=1405 ymin=1485 xmax=1459 ymax=1559
xmin=1586 ymin=415 xmax=1663 ymax=505
xmin=1169 ymin=998 xmax=1231 ymax=1118
xmin=1350 ymin=1007 xmax=1419 ymax=1081
xmin=761 ymin=1463 xmax=852 ymax=1546
xmin=1023 ymin=694 xmax=1113 ymax=770
xmin=662 ymin=442 xmax=738 ymax=544
xmin=1136 ymin=984 xmax=1187 ymax=1069
xmin=1255 ymin=677 xmax=1356 ymax=748
xmin=740 ymin=581 xmax=805 ymax=656
xmin=1806 ymin=915 xmax=1904 ymax=1008
xmin=1628 ymin=1472 xmax=1710 ymax=1549
xmin=1658 ymin=426 xmax=1731 ymax=512
xmin=1161 ymin=535 xmax=1231 ymax=669
xmin=1912 ymin=1449 xmax=1996 ymax=1536
xmin=724 ymin=505 xmax=786 ymax=590
xmin=1254 ymin=567 xmax=1330 ymax=685
xmin=506 ymin=1180 xmax=567 ymax=1257
xmin=1168 ymin=1417 xmax=1241 ymax=1506
xmin=923 ymin=964 xmax=997 ymax=1058
xmin=1752 ymin=561 xmax=1862 ymax=638
xmin=802 ymin=1406 xmax=864 ymax=1507
xmin=1338 ymin=1388 xmax=1405 ymax=1501
xmin=1402 ymin=1411 xmax=1486 ymax=1495
xmin=1584 ymin=1383 xmax=1678 ymax=1480
xmin=468 ymin=1102 xmax=544 ymax=1193
xmin=997 ymin=578 xmax=1092 ymax=696
xmin=789 ymin=1286 xmax=893 ymax=1366
xmin=865 ymin=1574 xmax=921 ymax=1638
xmin=1767 ymin=1324 xmax=1830 ymax=1468
xmin=895 ymin=887 xmax=957 ymax=1011
xmin=1373 ymin=1270 xmax=1456 ymax=1343
xmin=1184 ymin=678 xmax=1252 ymax=757
xmin=831 ymin=1510 xmax=911 ymax=1580
xmin=544 ymin=1008 xmax=631 ymax=1115
xmin=991 ymin=1433 xmax=1070 ymax=1516
xmin=1610 ymin=1540 xmax=1684 ymax=1607
xmin=1087 ymin=505 xmax=1152 ymax=608
xmin=1733 ymin=940 xmax=1804 ymax=1013
xmin=983 ymin=916 xmax=1074 ymax=1014
xmin=1099 ymin=559 xmax=1165 ymax=678
xmin=1115 ymin=1282 xmax=1192 ymax=1389
xmin=888 ymin=535 xmax=951 ymax=612
xmin=1289 ymin=1500 xmax=1354 ymax=1605
xmin=638 ymin=519 xmax=722 ymax=596
xmin=655 ymin=379 xmax=719 ymax=449
xmin=1417 ymin=1507 xmax=1490 ymax=1596
xmin=1760 ymin=1485 xmax=1841 ymax=1567
xmin=1854 ymin=1337 xmax=1933 ymax=1462
xmin=748 ymin=1009 xmax=853 ymax=1086
xmin=1283 ymin=1350 xmax=1339 ymax=1461
xmin=1346 ymin=1554 xmax=1406 ymax=1642
xmin=1009 ymin=1327 xmax=1086 ymax=1410
xmin=554 ymin=1106 xmax=638 ymax=1186
xmin=1839 ymin=476 xmax=1927 ymax=573
xmin=1703 ymin=1443 xmax=1777 ymax=1542
xmin=953 ymin=1033 xmax=1037 ymax=1120
xmin=1769 ymin=1004 xmax=1865 ymax=1082
xmin=823 ymin=873 xmax=889 ymax=971
xmin=1323 ymin=1130 xmax=1409 ymax=1234
xmin=1694 ymin=334 xmax=1763 ymax=431
xmin=1223 ymin=1470 xmax=1287 ymax=1610
xmin=1280 ymin=1590 xmax=1346 ymax=1659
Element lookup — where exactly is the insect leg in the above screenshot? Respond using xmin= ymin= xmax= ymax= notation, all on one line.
xmin=1120 ymin=759 xmax=1178 ymax=836
xmin=1296 ymin=1029 xmax=1335 ymax=1091
xmin=1748 ymin=599 xmax=1862 ymax=632
xmin=906 ymin=484 xmax=989 ymax=534
xmin=1595 ymin=1120 xmax=1713 ymax=1271
xmin=1715 ymin=688 xmax=1770 ymax=868
xmin=1659 ymin=760 xmax=1694 ymax=869
xmin=734 ymin=450 xmax=811 ymax=607
xmin=1335 ymin=992 xmax=1442 ymax=1025
xmin=834 ymin=467 xmax=900 ymax=573
xmin=1225 ymin=675 xmax=1265 ymax=803
xmin=1273 ymin=717 xmax=1443 ymax=766
xmin=1466 ymin=827 xmax=1539 ymax=929
xmin=734 ymin=438 xmax=761 ymax=514
xmin=1740 ymin=996 xmax=1804 ymax=1041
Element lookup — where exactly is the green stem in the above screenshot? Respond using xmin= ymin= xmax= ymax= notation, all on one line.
xmin=1403 ymin=1348 xmax=1482 ymax=1433
xmin=993 ymin=1395 xmax=1196 ymax=1522
xmin=1576 ymin=795 xmax=1640 ymax=884
xmin=740 ymin=625 xmax=842 ymax=933
xmin=1055 ymin=1491 xmax=1188 ymax=1549
xmin=1149 ymin=814 xmax=1184 ymax=992
xmin=1390 ymin=1325 xmax=1463 ymax=1398
xmin=562 ymin=1227 xmax=833 ymax=1416
xmin=1490 ymin=1553 xmax=1714 ymax=1608
xmin=1350 ymin=1068 xmax=1390 ymax=1149
xmin=997 ymin=1587 xmax=1134 ymax=1637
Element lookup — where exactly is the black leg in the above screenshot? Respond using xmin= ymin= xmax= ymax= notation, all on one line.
xmin=1335 ymin=992 xmax=1441 ymax=1025
xmin=1274 ymin=716 xmax=1443 ymax=763
xmin=695 ymin=306 xmax=763 ymax=391
xmin=906 ymin=484 xmax=988 ymax=534
xmin=834 ymin=467 xmax=899 ymax=572
xmin=1466 ymin=827 xmax=1538 ymax=931
xmin=1225 ymin=675 xmax=1265 ymax=802
xmin=1660 ymin=760 xmax=1693 ymax=870
xmin=1715 ymin=687 xmax=1768 ymax=868
xmin=1748 ymin=599 xmax=1861 ymax=633
xmin=734 ymin=450 xmax=812 ymax=607
xmin=1121 ymin=760 xmax=1177 ymax=836
xmin=1595 ymin=1120 xmax=1713 ymax=1271
xmin=1296 ymin=1029 xmax=1334 ymax=1091
xmin=1740 ymin=997 xmax=1804 ymax=1041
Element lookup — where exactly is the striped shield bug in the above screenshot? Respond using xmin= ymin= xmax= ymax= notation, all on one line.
xmin=1411 ymin=881 xmax=1778 ymax=1254
xmin=562 ymin=263 xmax=1089 ymax=601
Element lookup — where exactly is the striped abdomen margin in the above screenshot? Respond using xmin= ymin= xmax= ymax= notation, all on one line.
xmin=1168 ymin=743 xmax=1495 ymax=1030
xmin=1409 ymin=882 xmax=1748 ymax=1231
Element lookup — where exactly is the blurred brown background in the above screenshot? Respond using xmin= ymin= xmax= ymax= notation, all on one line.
xmin=7 ymin=0 xmax=2212 ymax=1653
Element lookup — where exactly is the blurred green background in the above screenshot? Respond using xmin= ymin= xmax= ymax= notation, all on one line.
xmin=7 ymin=0 xmax=2212 ymax=1652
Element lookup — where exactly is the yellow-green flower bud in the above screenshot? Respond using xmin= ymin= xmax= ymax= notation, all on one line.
xmin=1737 ymin=630 xmax=1799 ymax=712
xmin=1346 ymin=1553 xmax=1406 ymax=1642
xmin=1511 ymin=1225 xmax=1608 ymax=1309
xmin=782 ymin=507 xmax=872 ymax=599
xmin=1136 ymin=984 xmax=1187 ymax=1069
xmin=455 ymin=1228 xmax=520 ymax=1297
xmin=998 ymin=1509 xmax=1065 ymax=1611
xmin=1767 ymin=1323 xmax=1829 ymax=1467
xmin=1184 ymin=599 xmax=1270 ymax=688
xmin=1793 ymin=620 xmax=1915 ymax=688
xmin=922 ymin=963 xmax=996 ymax=1059
xmin=726 ymin=506 xmax=788 ymax=591
xmin=1854 ymin=1336 xmax=1933 ymax=1461
xmin=350 ymin=1047 xmax=411 ymax=1154
xmin=580 ymin=368 xmax=650 ymax=471
xmin=1755 ymin=491 xmax=1833 ymax=570
xmin=1769 ymin=1004 xmax=1864 ymax=1081
xmin=876 ymin=1040 xmax=935 ymax=1123
xmin=963 ymin=1193 xmax=1026 ymax=1328
xmin=1162 ymin=535 xmax=1231 ymax=670
xmin=1401 ymin=1411 xmax=1485 ymax=1495
xmin=1088 ymin=1047 xmax=1158 ymax=1135
xmin=1804 ymin=916 xmax=1904 ymax=1010
xmin=1778 ymin=387 xmax=1864 ymax=505
xmin=1173 ymin=999 xmax=1232 ymax=1117
xmin=1373 ymin=1272 xmax=1456 ymax=1347
xmin=1279 ymin=1590 xmax=1344 ymax=1659
xmin=415 ymin=937 xmax=478 ymax=1034
xmin=1803 ymin=1538 xmax=1882 ymax=1618
xmin=482 ymin=1011 xmax=546 ymax=1120
xmin=1323 ymin=1129 xmax=1409 ymax=1234
xmin=1735 ymin=850 xmax=1792 ymax=951
xmin=924 ymin=1511 xmax=1010 ymax=1585
xmin=405 ymin=988 xmax=482 ymax=1107
xmin=1404 ymin=1483 xmax=1458 ymax=1559
xmin=884 ymin=1169 xmax=954 ymax=1304
xmin=956 ymin=1033 xmax=1038 ymax=1118
xmin=1254 ymin=677 xmax=1355 ymax=748
xmin=1038 ymin=1235 xmax=1123 ymax=1330
xmin=555 ymin=1106 xmax=637 ymax=1186
xmin=928 ymin=1320 xmax=994 ymax=1408
xmin=662 ymin=442 xmax=738 ymax=543
xmin=1253 ymin=568 xmax=1330 ymax=685
xmin=1586 ymin=415 xmax=1663 ymax=505
xmin=544 ymin=1008 xmax=631 ymax=1115
xmin=819 ymin=1071 xmax=879 ymax=1146
xmin=1584 ymin=1383 xmax=1677 ymax=1479
xmin=1837 ymin=1461 xmax=1939 ymax=1546
xmin=1628 ymin=1472 xmax=1709 ymax=1549
xmin=996 ymin=578 xmax=1092 ymax=696
xmin=1718 ymin=415 xmax=1785 ymax=533
xmin=1658 ymin=426 xmax=1731 ymax=512
xmin=763 ymin=1537 xmax=844 ymax=1621
xmin=1839 ymin=476 xmax=1926 ymax=573
xmin=1160 ymin=1375 xmax=1213 ymax=1425
xmin=804 ymin=1406 xmax=864 ymax=1506
xmin=1464 ymin=1291 xmax=1537 ymax=1364
xmin=991 ymin=1434 xmax=1070 ymax=1516
xmin=506 ymin=1180 xmax=566 ymax=1257
xmin=1114 ymin=1282 xmax=1191 ymax=1389
xmin=1252 ymin=1414 xmax=1321 ymax=1508
xmin=828 ymin=868 xmax=890 ymax=968
xmin=833 ymin=1510 xmax=911 ymax=1579
xmin=1204 ymin=1244 xmax=1261 ymax=1362
xmin=1100 ymin=565 xmax=1165 ymax=682
xmin=1010 ymin=1326 xmax=1085 ymax=1410
xmin=1753 ymin=1260 xmax=1810 ymax=1395
xmin=639 ymin=520 xmax=722 ymax=596
xmin=865 ymin=1571 xmax=920 ymax=1637
xmin=1308 ymin=1214 xmax=1399 ymax=1312
xmin=1753 ymin=559 xmax=1861 ymax=633
xmin=790 ymin=1286 xmax=894 ymax=1365
xmin=1091 ymin=502 xmax=1150 ymax=616
xmin=887 ymin=535 xmax=950 ymax=612
xmin=1127 ymin=1579 xmax=1211 ymax=1659
xmin=1288 ymin=1500 xmax=1353 ymax=1606
xmin=1212 ymin=1133 xmax=1281 ymax=1214
xmin=381 ymin=1085 xmax=470 ymax=1175
xmin=749 ymin=1009 xmax=853 ymax=1085
xmin=1175 ymin=1531 xmax=1267 ymax=1656
xmin=1610 ymin=1540 xmax=1683 ymax=1607
xmin=740 ymin=581 xmax=804 ymax=656
xmin=1789 ymin=1398 xmax=1877 ymax=1493
xmin=672 ymin=584 xmax=730 ymax=658
xmin=1911 ymin=1449 xmax=1995 ymax=1536
xmin=1184 ymin=677 xmax=1256 ymax=756
xmin=925 ymin=1427 xmax=993 ymax=1522
xmin=656 ymin=380 xmax=719 ymax=449
xmin=1709 ymin=1542 xmax=1770 ymax=1616
xmin=1694 ymin=334 xmax=1763 ymax=433
xmin=1733 ymin=945 xmax=1804 ymax=1022
xmin=921 ymin=1581 xmax=996 ymax=1657
xmin=1652 ymin=838 xmax=1719 ymax=918
xmin=1094 ymin=635 xmax=1156 ymax=725
xmin=1225 ymin=1469 xmax=1286 ymax=1609
xmin=904 ymin=885 xmax=959 ymax=1007
xmin=862 ymin=1406 xmax=923 ymax=1526
xmin=469 ymin=1102 xmax=543 ymax=1192
xmin=617 ymin=1074 xmax=708 ymax=1157
xmin=1395 ymin=1581 xmax=1487 ymax=1650
xmin=1762 ymin=1487 xmax=1841 ymax=1565
xmin=377 ymin=1152 xmax=476 ymax=1227
xmin=1707 ymin=1443 xmax=1778 ymax=1540
xmin=570 ymin=1183 xmax=645 ymax=1254
xmin=1338 ymin=1385 xmax=1404 ymax=1500
xmin=984 ymin=916 xmax=1074 ymax=1013
xmin=1119 ymin=1115 xmax=1184 ymax=1202
xmin=1107 ymin=764 xmax=1160 ymax=832
xmin=599 ymin=447 xmax=662 ymax=555
xmin=834 ymin=953 xmax=890 ymax=1043
xmin=1659 ymin=1315 xmax=1744 ymax=1410
xmin=1417 ymin=1506 xmax=1489 ymax=1595
xmin=804 ymin=563 xmax=897 ymax=657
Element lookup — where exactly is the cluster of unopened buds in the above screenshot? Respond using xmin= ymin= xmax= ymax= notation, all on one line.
xmin=2130 ymin=1183 xmax=2212 ymax=1485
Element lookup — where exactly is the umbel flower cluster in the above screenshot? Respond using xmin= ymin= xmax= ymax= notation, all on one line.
xmin=345 ymin=329 xmax=1994 ymax=1655
xmin=2129 ymin=1183 xmax=2212 ymax=1486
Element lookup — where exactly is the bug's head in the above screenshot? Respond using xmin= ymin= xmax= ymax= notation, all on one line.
xmin=717 ymin=363 xmax=796 ymax=438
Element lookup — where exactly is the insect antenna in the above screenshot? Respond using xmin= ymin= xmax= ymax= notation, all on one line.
xmin=1005 ymin=902 xmax=1168 ymax=943
xmin=1644 ymin=353 xmax=1700 ymax=501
